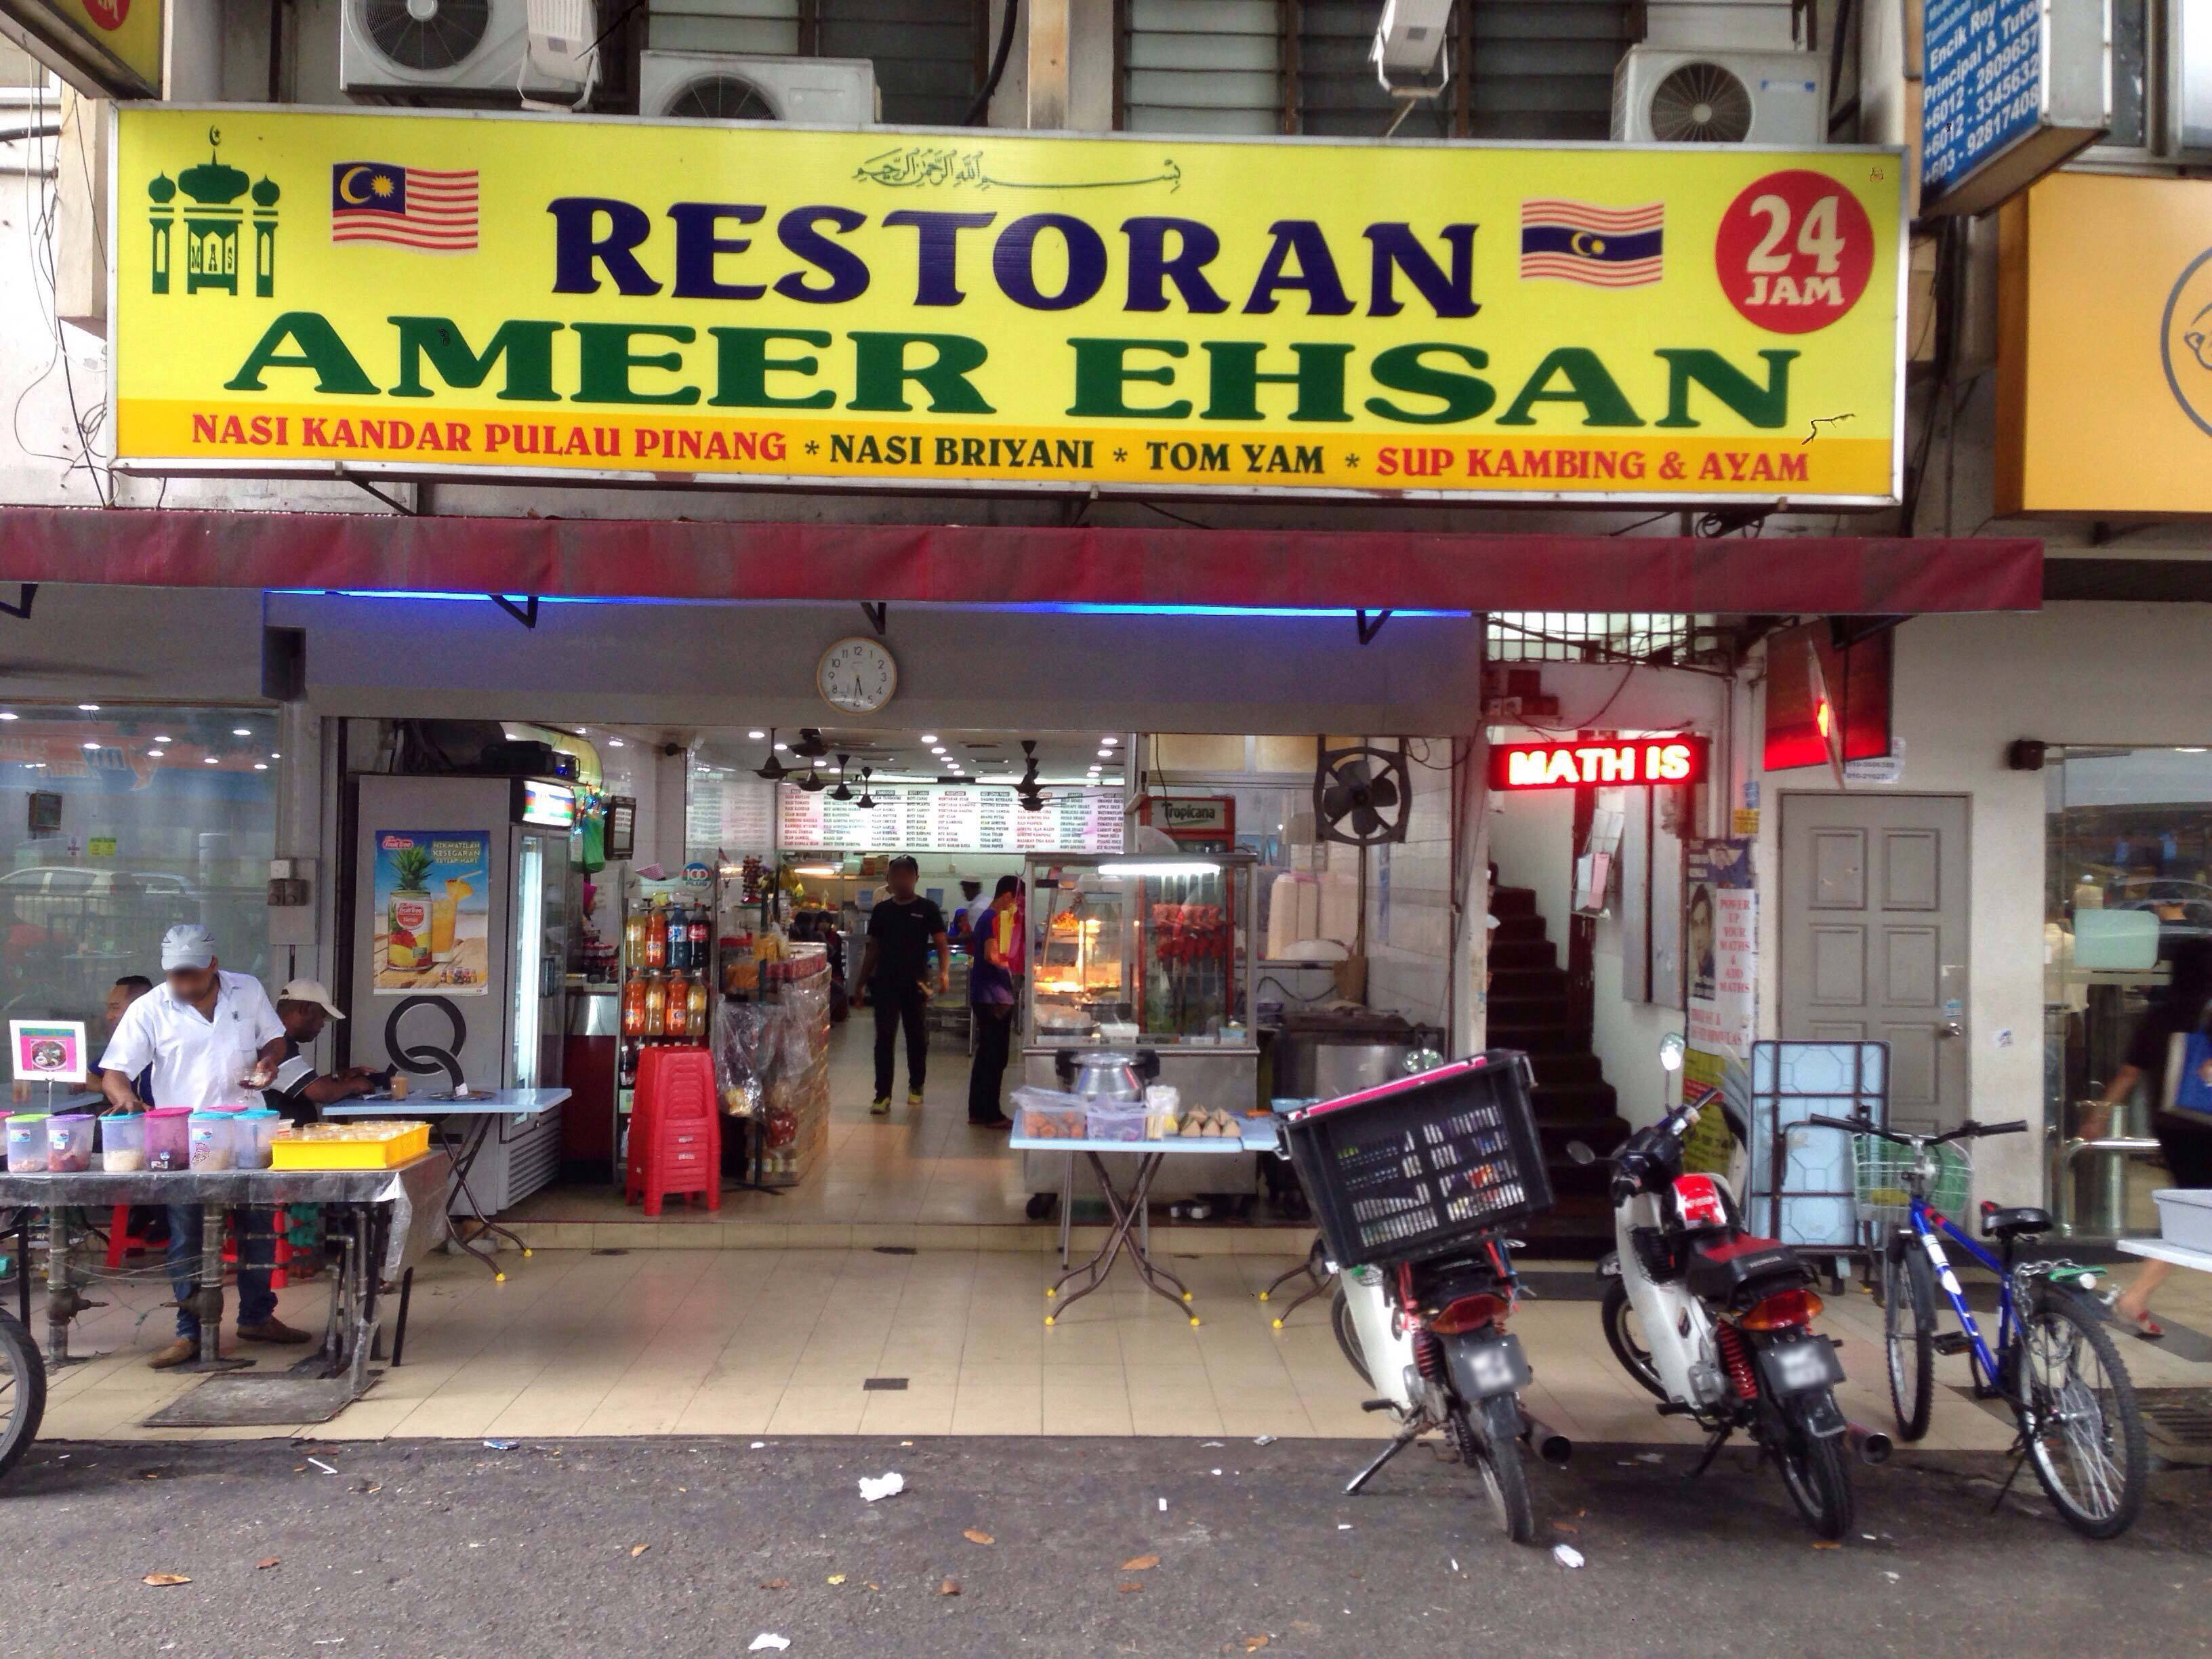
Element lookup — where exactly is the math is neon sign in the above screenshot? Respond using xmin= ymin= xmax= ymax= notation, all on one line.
xmin=1488 ymin=737 xmax=1710 ymax=791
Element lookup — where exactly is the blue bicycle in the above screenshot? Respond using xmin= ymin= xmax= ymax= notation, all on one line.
xmin=1806 ymin=1114 xmax=2147 ymax=1539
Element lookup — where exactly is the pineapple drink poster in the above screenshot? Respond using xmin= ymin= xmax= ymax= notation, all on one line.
xmin=373 ymin=830 xmax=491 ymax=995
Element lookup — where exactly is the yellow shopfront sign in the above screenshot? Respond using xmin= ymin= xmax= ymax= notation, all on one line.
xmin=112 ymin=107 xmax=1905 ymax=504
xmin=1997 ymin=171 xmax=2212 ymax=515
xmin=1 ymin=0 xmax=161 ymax=99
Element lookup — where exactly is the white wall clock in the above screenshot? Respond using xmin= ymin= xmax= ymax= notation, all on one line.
xmin=817 ymin=636 xmax=898 ymax=714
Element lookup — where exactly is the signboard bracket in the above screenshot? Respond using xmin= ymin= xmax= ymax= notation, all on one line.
xmin=860 ymin=601 xmax=888 ymax=638
xmin=1356 ymin=609 xmax=1393 ymax=647
xmin=0 ymin=583 xmax=37 ymax=621
xmin=491 ymin=596 xmax=541 ymax=630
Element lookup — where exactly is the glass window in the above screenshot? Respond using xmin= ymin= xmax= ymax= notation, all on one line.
xmin=0 ymin=705 xmax=278 ymax=1038
xmin=2043 ymin=744 xmax=2212 ymax=1236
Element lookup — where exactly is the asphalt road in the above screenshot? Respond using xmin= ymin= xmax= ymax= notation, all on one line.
xmin=1 ymin=1435 xmax=2207 ymax=1658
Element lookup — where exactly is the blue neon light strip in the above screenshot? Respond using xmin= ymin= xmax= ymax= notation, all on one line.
xmin=270 ymin=590 xmax=1463 ymax=619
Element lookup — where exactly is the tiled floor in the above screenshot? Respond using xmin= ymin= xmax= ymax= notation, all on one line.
xmin=31 ymin=1237 xmax=2212 ymax=1448
xmin=508 ymin=1013 xmax=1298 ymax=1250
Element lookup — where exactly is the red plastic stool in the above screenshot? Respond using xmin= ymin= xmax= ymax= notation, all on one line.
xmin=103 ymin=1205 xmax=157 ymax=1269
xmin=626 ymin=1046 xmax=720 ymax=1217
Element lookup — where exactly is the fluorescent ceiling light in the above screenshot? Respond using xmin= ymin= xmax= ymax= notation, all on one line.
xmin=0 ymin=713 xmax=15 ymax=722
xmin=747 ymin=729 xmax=766 ymax=740
xmin=794 ymin=864 xmax=840 ymax=878
xmin=920 ymin=733 xmax=938 ymax=743
xmin=203 ymin=756 xmax=219 ymax=765
xmin=609 ymin=738 xmax=626 ymax=747
xmin=1102 ymin=736 xmax=1120 ymax=746
xmin=154 ymin=735 xmax=171 ymax=742
xmin=146 ymin=749 xmax=163 ymax=758
xmin=80 ymin=741 xmax=98 ymax=751
xmin=77 ymin=703 xmax=98 ymax=711
xmin=1099 ymin=861 xmax=1220 ymax=878
xmin=232 ymin=727 xmax=251 ymax=736
xmin=253 ymin=762 xmax=268 ymax=771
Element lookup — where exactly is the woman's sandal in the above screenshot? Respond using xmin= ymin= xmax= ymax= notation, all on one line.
xmin=2106 ymin=1295 xmax=2165 ymax=1339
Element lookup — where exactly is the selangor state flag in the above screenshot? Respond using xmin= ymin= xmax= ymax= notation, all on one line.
xmin=1518 ymin=199 xmax=1664 ymax=287
xmin=330 ymin=161 xmax=479 ymax=253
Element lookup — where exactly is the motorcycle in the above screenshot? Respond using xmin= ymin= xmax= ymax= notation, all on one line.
xmin=1279 ymin=1054 xmax=1571 ymax=1544
xmin=1330 ymin=1233 xmax=1572 ymax=1544
xmin=1570 ymin=1034 xmax=1885 ymax=1540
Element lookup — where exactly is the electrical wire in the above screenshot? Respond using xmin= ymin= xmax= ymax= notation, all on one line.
xmin=966 ymin=0 xmax=1023 ymax=126
xmin=1508 ymin=658 xmax=1641 ymax=737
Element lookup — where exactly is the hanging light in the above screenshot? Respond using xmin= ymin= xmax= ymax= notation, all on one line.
xmin=754 ymin=727 xmax=789 ymax=782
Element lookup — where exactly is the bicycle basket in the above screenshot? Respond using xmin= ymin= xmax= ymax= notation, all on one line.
xmin=1282 ymin=1052 xmax=1553 ymax=1271
xmin=1851 ymin=1135 xmax=1971 ymax=1229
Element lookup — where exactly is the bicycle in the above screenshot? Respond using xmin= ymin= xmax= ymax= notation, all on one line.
xmin=1805 ymin=1113 xmax=2147 ymax=1539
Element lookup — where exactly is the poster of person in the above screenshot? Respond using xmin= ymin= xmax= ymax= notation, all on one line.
xmin=373 ymin=830 xmax=491 ymax=994
xmin=1681 ymin=839 xmax=1757 ymax=1179
xmin=10 ymin=1019 xmax=87 ymax=1085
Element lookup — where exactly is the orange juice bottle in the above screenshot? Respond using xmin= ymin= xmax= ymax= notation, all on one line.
xmin=688 ymin=979 xmax=708 ymax=1036
xmin=643 ymin=973 xmax=666 ymax=1038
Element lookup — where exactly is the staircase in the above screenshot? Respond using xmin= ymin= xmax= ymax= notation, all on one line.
xmin=1486 ymin=884 xmax=1631 ymax=1258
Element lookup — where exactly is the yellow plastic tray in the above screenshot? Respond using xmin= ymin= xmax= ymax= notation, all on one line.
xmin=268 ymin=1122 xmax=432 ymax=1170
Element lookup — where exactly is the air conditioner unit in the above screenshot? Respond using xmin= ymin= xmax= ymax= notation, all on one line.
xmin=340 ymin=0 xmax=596 ymax=102
xmin=1611 ymin=47 xmax=1828 ymax=144
xmin=638 ymin=51 xmax=878 ymax=123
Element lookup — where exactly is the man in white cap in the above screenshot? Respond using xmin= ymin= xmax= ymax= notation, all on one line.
xmin=99 ymin=924 xmax=308 ymax=1368
xmin=262 ymin=979 xmax=382 ymax=1126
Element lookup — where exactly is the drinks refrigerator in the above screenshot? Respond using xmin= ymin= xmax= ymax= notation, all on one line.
xmin=346 ymin=773 xmax=572 ymax=1212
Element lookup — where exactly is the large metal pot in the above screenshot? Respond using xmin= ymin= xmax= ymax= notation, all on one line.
xmin=1052 ymin=1046 xmax=1161 ymax=1101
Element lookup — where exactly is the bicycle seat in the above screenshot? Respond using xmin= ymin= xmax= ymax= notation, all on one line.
xmin=1980 ymin=1202 xmax=2053 ymax=1240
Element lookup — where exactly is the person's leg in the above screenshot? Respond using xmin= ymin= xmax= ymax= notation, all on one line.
xmin=967 ymin=1008 xmax=998 ymax=1121
xmin=872 ymin=987 xmax=899 ymax=1107
xmin=165 ymin=1202 xmax=205 ymax=1345
xmin=233 ymin=1206 xmax=277 ymax=1330
xmin=902 ymin=985 xmax=929 ymax=1099
xmin=2113 ymin=1259 xmax=2175 ymax=1327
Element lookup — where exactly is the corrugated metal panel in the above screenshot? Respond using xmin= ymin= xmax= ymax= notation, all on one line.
xmin=1125 ymin=0 xmax=1282 ymax=136
xmin=647 ymin=0 xmax=800 ymax=56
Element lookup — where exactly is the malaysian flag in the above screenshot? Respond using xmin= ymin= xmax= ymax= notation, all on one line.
xmin=1518 ymin=199 xmax=1664 ymax=287
xmin=331 ymin=162 xmax=478 ymax=253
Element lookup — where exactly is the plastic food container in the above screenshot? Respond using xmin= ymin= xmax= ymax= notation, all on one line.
xmin=1086 ymin=1103 xmax=1147 ymax=1142
xmin=45 ymin=1112 xmax=95 ymax=1173
xmin=1143 ymin=1084 xmax=1181 ymax=1140
xmin=1010 ymin=1086 xmax=1088 ymax=1140
xmin=232 ymin=1107 xmax=281 ymax=1170
xmin=5 ymin=1111 xmax=49 ymax=1172
xmin=100 ymin=1112 xmax=147 ymax=1172
xmin=2154 ymin=1188 xmax=2212 ymax=1253
xmin=268 ymin=1120 xmax=431 ymax=1170
xmin=144 ymin=1106 xmax=193 ymax=1172
xmin=187 ymin=1111 xmax=237 ymax=1170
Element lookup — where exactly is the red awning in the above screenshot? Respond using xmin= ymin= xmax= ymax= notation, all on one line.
xmin=0 ymin=506 xmax=2041 ymax=614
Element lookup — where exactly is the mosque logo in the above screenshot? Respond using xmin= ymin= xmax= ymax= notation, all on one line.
xmin=147 ymin=126 xmax=280 ymax=298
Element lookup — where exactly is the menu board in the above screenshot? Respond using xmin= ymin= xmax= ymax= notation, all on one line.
xmin=779 ymin=784 xmax=1124 ymax=854
xmin=684 ymin=769 xmax=777 ymax=858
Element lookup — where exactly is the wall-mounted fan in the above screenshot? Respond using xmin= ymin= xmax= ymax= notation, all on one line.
xmin=1313 ymin=741 xmax=1412 ymax=846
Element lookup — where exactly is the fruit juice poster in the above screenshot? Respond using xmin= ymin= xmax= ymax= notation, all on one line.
xmin=373 ymin=829 xmax=491 ymax=995
xmin=10 ymin=1019 xmax=87 ymax=1084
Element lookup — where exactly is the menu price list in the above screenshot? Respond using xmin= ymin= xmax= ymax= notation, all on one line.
xmin=779 ymin=784 xmax=1123 ymax=854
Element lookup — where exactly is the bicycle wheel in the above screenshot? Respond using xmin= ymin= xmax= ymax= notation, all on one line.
xmin=0 ymin=1309 xmax=47 ymax=1483
xmin=2018 ymin=1284 xmax=2148 ymax=1540
xmin=1329 ymin=1282 xmax=1372 ymax=1389
xmin=1882 ymin=1238 xmax=1936 ymax=1442
xmin=1773 ymin=1406 xmax=1856 ymax=1540
xmin=1451 ymin=1396 xmax=1536 ymax=1544
xmin=1601 ymin=1278 xmax=1666 ymax=1400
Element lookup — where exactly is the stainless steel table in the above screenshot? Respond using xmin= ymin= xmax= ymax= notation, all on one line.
xmin=327 ymin=1090 xmax=569 ymax=1279
xmin=0 ymin=1151 xmax=451 ymax=1446
xmin=1011 ymin=1110 xmax=1273 ymax=1326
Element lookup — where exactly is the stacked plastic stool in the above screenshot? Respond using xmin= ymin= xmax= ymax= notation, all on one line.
xmin=625 ymin=1046 xmax=721 ymax=1216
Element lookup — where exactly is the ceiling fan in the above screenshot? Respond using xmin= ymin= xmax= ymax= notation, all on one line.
xmin=829 ymin=754 xmax=855 ymax=802
xmin=753 ymin=727 xmax=788 ymax=782
xmin=1015 ymin=739 xmax=1049 ymax=813
xmin=855 ymin=766 xmax=877 ymax=810
xmin=792 ymin=728 xmax=830 ymax=760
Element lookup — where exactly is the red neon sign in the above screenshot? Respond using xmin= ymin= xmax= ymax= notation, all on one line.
xmin=1486 ymin=737 xmax=1710 ymax=792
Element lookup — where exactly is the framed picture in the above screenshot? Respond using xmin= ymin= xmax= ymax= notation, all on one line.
xmin=11 ymin=1019 xmax=88 ymax=1085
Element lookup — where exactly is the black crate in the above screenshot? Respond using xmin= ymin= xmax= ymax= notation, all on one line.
xmin=1284 ymin=1052 xmax=1553 ymax=1271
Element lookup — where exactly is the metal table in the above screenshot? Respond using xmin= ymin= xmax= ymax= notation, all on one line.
xmin=2118 ymin=1237 xmax=2212 ymax=1274
xmin=327 ymin=1090 xmax=569 ymax=1279
xmin=0 ymin=1151 xmax=450 ymax=1443
xmin=1012 ymin=1111 xmax=1279 ymax=1326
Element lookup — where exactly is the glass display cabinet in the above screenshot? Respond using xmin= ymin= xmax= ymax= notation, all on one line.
xmin=1019 ymin=852 xmax=1261 ymax=1204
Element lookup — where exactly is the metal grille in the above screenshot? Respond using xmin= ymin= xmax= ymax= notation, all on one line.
xmin=2137 ymin=1387 xmax=2212 ymax=1456
xmin=1124 ymin=0 xmax=1284 ymax=136
xmin=1486 ymin=613 xmax=1704 ymax=665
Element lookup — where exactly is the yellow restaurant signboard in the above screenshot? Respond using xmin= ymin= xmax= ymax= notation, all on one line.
xmin=1997 ymin=171 xmax=2212 ymax=516
xmin=112 ymin=106 xmax=1906 ymax=503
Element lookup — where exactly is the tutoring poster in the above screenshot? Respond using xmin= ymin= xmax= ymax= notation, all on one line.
xmin=1681 ymin=839 xmax=1757 ymax=1176
xmin=373 ymin=829 xmax=491 ymax=994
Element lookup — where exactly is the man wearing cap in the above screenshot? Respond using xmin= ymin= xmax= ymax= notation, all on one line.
xmin=262 ymin=979 xmax=381 ymax=1127
xmin=99 ymin=924 xmax=308 ymax=1369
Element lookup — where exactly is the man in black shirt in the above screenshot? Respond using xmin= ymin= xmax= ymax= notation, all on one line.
xmin=261 ymin=979 xmax=381 ymax=1126
xmin=857 ymin=857 xmax=949 ymax=1115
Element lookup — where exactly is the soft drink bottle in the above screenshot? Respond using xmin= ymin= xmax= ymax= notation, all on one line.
xmin=666 ymin=904 xmax=690 ymax=972
xmin=621 ymin=974 xmax=647 ymax=1036
xmin=644 ymin=973 xmax=666 ymax=1038
xmin=644 ymin=901 xmax=666 ymax=968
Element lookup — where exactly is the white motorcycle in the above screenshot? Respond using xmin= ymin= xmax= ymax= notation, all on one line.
xmin=1570 ymin=1034 xmax=1885 ymax=1541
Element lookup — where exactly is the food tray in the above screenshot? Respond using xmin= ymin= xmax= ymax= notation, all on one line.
xmin=2154 ymin=1188 xmax=2212 ymax=1253
xmin=1283 ymin=1052 xmax=1551 ymax=1270
xmin=1085 ymin=1103 xmax=1147 ymax=1142
xmin=270 ymin=1121 xmax=432 ymax=1169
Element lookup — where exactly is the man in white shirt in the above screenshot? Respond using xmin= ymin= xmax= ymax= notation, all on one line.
xmin=100 ymin=924 xmax=310 ymax=1368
